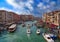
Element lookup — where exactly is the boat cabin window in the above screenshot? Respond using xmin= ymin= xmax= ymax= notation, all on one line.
xmin=47 ymin=37 xmax=51 ymax=39
xmin=38 ymin=30 xmax=39 ymax=32
xmin=9 ymin=28 xmax=14 ymax=30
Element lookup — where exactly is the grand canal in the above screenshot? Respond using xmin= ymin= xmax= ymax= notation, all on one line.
xmin=0 ymin=21 xmax=60 ymax=42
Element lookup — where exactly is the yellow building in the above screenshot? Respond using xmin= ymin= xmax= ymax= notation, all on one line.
xmin=42 ymin=10 xmax=60 ymax=26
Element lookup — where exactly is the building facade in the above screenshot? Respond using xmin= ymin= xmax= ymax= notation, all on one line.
xmin=42 ymin=10 xmax=60 ymax=27
xmin=0 ymin=10 xmax=6 ymax=25
xmin=12 ymin=12 xmax=20 ymax=23
xmin=20 ymin=15 xmax=34 ymax=21
xmin=5 ymin=12 xmax=13 ymax=25
xmin=0 ymin=10 xmax=34 ymax=26
xmin=0 ymin=10 xmax=20 ymax=26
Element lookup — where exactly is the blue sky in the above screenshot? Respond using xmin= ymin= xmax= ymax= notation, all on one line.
xmin=0 ymin=0 xmax=60 ymax=17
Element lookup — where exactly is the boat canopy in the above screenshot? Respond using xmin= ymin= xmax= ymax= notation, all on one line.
xmin=49 ymin=24 xmax=57 ymax=28
xmin=9 ymin=24 xmax=16 ymax=28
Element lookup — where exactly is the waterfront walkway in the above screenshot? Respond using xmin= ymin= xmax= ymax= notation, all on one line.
xmin=0 ymin=21 xmax=60 ymax=42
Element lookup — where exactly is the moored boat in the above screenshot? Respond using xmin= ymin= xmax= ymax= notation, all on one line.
xmin=22 ymin=22 xmax=25 ymax=27
xmin=49 ymin=34 xmax=57 ymax=40
xmin=27 ymin=29 xmax=31 ymax=34
xmin=8 ymin=24 xmax=17 ymax=32
xmin=36 ymin=29 xmax=40 ymax=35
xmin=27 ymin=24 xmax=31 ymax=29
xmin=42 ymin=33 xmax=54 ymax=42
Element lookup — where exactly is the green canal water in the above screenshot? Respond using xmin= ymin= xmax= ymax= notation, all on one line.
xmin=0 ymin=21 xmax=60 ymax=42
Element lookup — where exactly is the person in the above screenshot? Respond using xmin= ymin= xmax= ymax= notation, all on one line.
xmin=32 ymin=24 xmax=33 ymax=26
xmin=58 ymin=29 xmax=60 ymax=34
xmin=27 ymin=24 xmax=31 ymax=29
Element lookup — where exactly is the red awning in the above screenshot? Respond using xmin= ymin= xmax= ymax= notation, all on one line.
xmin=50 ymin=24 xmax=57 ymax=28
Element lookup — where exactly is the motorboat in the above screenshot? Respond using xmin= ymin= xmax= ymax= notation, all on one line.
xmin=36 ymin=29 xmax=40 ymax=35
xmin=22 ymin=24 xmax=25 ymax=27
xmin=42 ymin=33 xmax=54 ymax=42
xmin=8 ymin=24 xmax=17 ymax=32
xmin=49 ymin=34 xmax=57 ymax=40
xmin=27 ymin=29 xmax=31 ymax=34
xmin=27 ymin=24 xmax=31 ymax=29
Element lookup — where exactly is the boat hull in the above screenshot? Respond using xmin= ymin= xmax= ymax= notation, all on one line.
xmin=36 ymin=29 xmax=40 ymax=35
xmin=8 ymin=24 xmax=17 ymax=33
xmin=27 ymin=29 xmax=31 ymax=34
xmin=42 ymin=33 xmax=54 ymax=42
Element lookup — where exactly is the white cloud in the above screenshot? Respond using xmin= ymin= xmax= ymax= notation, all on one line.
xmin=38 ymin=2 xmax=43 ymax=7
xmin=0 ymin=7 xmax=13 ymax=12
xmin=50 ymin=1 xmax=56 ymax=6
xmin=37 ymin=2 xmax=51 ymax=10
xmin=46 ymin=5 xmax=50 ymax=8
xmin=6 ymin=0 xmax=34 ymax=15
xmin=25 ymin=2 xmax=33 ymax=10
xmin=37 ymin=2 xmax=47 ymax=9
xmin=43 ymin=0 xmax=50 ymax=3
xmin=25 ymin=0 xmax=34 ymax=11
xmin=6 ymin=0 xmax=33 ymax=10
xmin=28 ymin=0 xmax=34 ymax=4
xmin=0 ymin=7 xmax=21 ymax=14
xmin=43 ymin=6 xmax=46 ymax=9
xmin=6 ymin=0 xmax=19 ymax=8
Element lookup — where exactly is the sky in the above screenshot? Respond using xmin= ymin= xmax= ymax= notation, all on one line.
xmin=0 ymin=0 xmax=60 ymax=17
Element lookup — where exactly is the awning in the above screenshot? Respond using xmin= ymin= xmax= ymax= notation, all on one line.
xmin=50 ymin=24 xmax=57 ymax=28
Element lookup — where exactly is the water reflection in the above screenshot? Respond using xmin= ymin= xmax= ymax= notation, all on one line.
xmin=0 ymin=21 xmax=48 ymax=42
xmin=27 ymin=34 xmax=30 ymax=38
xmin=26 ymin=29 xmax=31 ymax=38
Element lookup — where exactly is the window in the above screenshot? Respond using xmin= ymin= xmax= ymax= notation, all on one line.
xmin=53 ymin=21 xmax=54 ymax=23
xmin=0 ymin=17 xmax=2 ymax=19
xmin=0 ymin=13 xmax=2 ymax=17
xmin=53 ymin=17 xmax=54 ymax=18
xmin=59 ymin=14 xmax=60 ymax=16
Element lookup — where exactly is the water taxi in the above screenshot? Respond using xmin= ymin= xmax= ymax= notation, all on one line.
xmin=22 ymin=22 xmax=25 ymax=27
xmin=42 ymin=33 xmax=54 ymax=42
xmin=36 ymin=29 xmax=40 ymax=35
xmin=27 ymin=29 xmax=31 ymax=34
xmin=8 ymin=24 xmax=17 ymax=32
xmin=27 ymin=24 xmax=31 ymax=29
